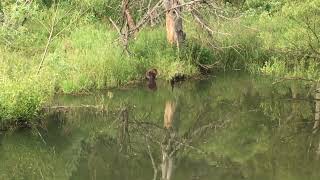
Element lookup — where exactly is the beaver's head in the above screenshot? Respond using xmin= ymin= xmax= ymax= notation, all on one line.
xmin=146 ymin=69 xmax=158 ymax=80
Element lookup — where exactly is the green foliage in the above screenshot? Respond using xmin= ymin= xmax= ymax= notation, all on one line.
xmin=249 ymin=0 xmax=320 ymax=79
xmin=260 ymin=59 xmax=287 ymax=77
xmin=205 ymin=19 xmax=269 ymax=71
xmin=0 ymin=50 xmax=54 ymax=124
xmin=73 ymin=0 xmax=120 ymax=19
xmin=261 ymin=58 xmax=320 ymax=79
xmin=0 ymin=77 xmax=53 ymax=123
xmin=0 ymin=1 xmax=40 ymax=52
xmin=244 ymin=0 xmax=284 ymax=14
xmin=208 ymin=0 xmax=320 ymax=79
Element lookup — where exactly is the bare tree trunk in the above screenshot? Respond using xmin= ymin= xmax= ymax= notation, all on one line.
xmin=123 ymin=0 xmax=136 ymax=30
xmin=164 ymin=0 xmax=186 ymax=47
xmin=123 ymin=0 xmax=136 ymax=31
xmin=125 ymin=9 xmax=136 ymax=30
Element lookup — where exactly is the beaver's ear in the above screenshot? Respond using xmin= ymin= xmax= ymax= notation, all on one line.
xmin=145 ymin=71 xmax=150 ymax=79
xmin=153 ymin=69 xmax=158 ymax=75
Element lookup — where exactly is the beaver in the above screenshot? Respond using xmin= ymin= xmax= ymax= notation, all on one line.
xmin=146 ymin=69 xmax=158 ymax=90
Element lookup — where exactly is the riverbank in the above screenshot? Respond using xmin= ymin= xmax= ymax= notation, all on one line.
xmin=0 ymin=26 xmax=201 ymax=126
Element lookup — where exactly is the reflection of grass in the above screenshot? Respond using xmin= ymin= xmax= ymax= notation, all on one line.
xmin=0 ymin=129 xmax=84 ymax=180
xmin=204 ymin=113 xmax=268 ymax=163
xmin=195 ymin=74 xmax=315 ymax=165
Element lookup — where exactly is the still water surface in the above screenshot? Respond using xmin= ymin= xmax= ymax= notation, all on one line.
xmin=1 ymin=73 xmax=320 ymax=180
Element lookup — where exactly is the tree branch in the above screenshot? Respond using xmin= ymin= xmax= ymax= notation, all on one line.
xmin=37 ymin=3 xmax=59 ymax=75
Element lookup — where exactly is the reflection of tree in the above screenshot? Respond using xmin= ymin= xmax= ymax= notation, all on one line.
xmin=161 ymin=100 xmax=176 ymax=180
xmin=313 ymin=82 xmax=320 ymax=159
xmin=158 ymin=100 xmax=226 ymax=180
xmin=53 ymin=78 xmax=320 ymax=180
xmin=3 ymin=74 xmax=320 ymax=180
xmin=161 ymin=130 xmax=175 ymax=180
xmin=118 ymin=106 xmax=130 ymax=152
xmin=313 ymin=83 xmax=320 ymax=133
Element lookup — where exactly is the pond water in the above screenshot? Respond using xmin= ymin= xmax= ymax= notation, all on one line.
xmin=1 ymin=72 xmax=320 ymax=180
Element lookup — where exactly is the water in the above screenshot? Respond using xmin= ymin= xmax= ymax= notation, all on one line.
xmin=1 ymin=73 xmax=320 ymax=180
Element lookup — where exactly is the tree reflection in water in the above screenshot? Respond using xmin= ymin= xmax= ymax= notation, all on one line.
xmin=2 ymin=73 xmax=320 ymax=180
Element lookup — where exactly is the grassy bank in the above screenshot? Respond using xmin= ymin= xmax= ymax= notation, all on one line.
xmin=0 ymin=0 xmax=319 ymax=125
xmin=0 ymin=24 xmax=202 ymax=125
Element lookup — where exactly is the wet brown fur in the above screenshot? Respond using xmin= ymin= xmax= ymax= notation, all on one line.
xmin=146 ymin=69 xmax=158 ymax=90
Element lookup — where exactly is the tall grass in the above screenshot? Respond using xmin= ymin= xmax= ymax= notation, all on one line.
xmin=48 ymin=25 xmax=139 ymax=93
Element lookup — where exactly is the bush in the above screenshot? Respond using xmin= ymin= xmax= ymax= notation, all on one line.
xmin=0 ymin=48 xmax=54 ymax=124
xmin=0 ymin=77 xmax=53 ymax=123
xmin=252 ymin=0 xmax=320 ymax=79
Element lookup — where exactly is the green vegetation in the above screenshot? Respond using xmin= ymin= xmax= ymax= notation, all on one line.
xmin=0 ymin=0 xmax=319 ymax=124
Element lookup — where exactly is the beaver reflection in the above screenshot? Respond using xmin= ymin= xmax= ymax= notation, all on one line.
xmin=146 ymin=68 xmax=158 ymax=91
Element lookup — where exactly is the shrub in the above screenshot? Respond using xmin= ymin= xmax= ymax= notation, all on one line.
xmin=0 ymin=49 xmax=54 ymax=124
